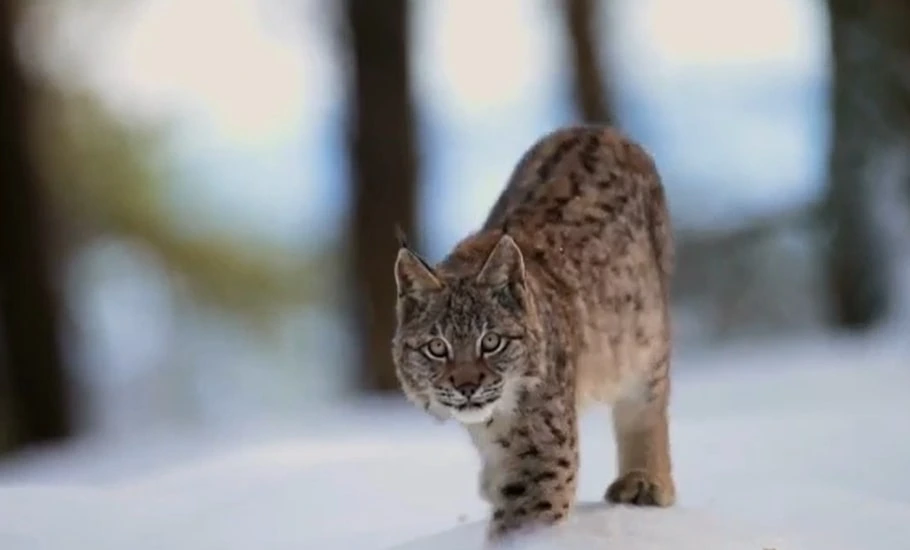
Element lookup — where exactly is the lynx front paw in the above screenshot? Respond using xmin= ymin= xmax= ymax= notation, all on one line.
xmin=605 ymin=469 xmax=675 ymax=507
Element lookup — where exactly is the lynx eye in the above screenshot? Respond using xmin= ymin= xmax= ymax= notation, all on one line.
xmin=479 ymin=332 xmax=504 ymax=355
xmin=423 ymin=338 xmax=449 ymax=360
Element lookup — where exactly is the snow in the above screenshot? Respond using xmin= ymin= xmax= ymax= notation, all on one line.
xmin=1 ymin=335 xmax=909 ymax=549
xmin=392 ymin=505 xmax=792 ymax=550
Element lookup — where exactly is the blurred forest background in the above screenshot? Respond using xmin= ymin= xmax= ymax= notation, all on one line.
xmin=1 ymin=0 xmax=909 ymax=457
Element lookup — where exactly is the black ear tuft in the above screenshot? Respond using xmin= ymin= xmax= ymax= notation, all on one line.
xmin=395 ymin=224 xmax=409 ymax=249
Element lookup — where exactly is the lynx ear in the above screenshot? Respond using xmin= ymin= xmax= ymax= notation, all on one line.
xmin=395 ymin=248 xmax=442 ymax=296
xmin=476 ymin=234 xmax=525 ymax=287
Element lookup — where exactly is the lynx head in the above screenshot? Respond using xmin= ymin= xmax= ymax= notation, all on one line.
xmin=391 ymin=233 xmax=543 ymax=425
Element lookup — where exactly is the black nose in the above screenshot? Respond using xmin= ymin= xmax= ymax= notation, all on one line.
xmin=452 ymin=380 xmax=479 ymax=397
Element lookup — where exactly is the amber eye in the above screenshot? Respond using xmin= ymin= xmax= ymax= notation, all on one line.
xmin=424 ymin=338 xmax=449 ymax=360
xmin=479 ymin=332 xmax=504 ymax=355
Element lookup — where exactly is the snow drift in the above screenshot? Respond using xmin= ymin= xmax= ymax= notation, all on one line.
xmin=1 ymin=337 xmax=909 ymax=549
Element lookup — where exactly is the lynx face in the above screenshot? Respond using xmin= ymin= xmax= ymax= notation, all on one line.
xmin=392 ymin=235 xmax=541 ymax=424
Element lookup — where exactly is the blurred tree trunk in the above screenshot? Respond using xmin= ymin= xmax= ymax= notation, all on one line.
xmin=345 ymin=0 xmax=418 ymax=391
xmin=823 ymin=0 xmax=910 ymax=329
xmin=0 ymin=0 xmax=73 ymax=451
xmin=561 ymin=0 xmax=615 ymax=124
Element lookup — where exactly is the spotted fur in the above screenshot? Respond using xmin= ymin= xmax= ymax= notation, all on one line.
xmin=392 ymin=125 xmax=676 ymax=543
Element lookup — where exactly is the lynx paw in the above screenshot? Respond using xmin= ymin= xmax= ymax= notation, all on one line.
xmin=605 ymin=470 xmax=675 ymax=507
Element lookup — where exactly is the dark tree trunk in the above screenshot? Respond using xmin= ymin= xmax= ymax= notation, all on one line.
xmin=0 ymin=1 xmax=73 ymax=450
xmin=345 ymin=0 xmax=418 ymax=391
xmin=824 ymin=0 xmax=910 ymax=329
xmin=561 ymin=0 xmax=614 ymax=124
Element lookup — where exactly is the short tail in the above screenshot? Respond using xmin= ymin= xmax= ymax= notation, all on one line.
xmin=647 ymin=179 xmax=674 ymax=302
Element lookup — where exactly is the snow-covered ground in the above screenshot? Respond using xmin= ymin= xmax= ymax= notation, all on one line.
xmin=1 ymin=335 xmax=909 ymax=549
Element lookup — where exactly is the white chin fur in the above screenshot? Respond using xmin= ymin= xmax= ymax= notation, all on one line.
xmin=450 ymin=403 xmax=496 ymax=425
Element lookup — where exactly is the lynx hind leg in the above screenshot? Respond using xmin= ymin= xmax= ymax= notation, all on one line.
xmin=606 ymin=351 xmax=675 ymax=507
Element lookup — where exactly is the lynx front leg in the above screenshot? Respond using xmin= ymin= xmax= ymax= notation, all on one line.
xmin=606 ymin=353 xmax=675 ymax=506
xmin=486 ymin=417 xmax=579 ymax=543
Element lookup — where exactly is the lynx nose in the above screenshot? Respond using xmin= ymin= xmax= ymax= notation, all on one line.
xmin=449 ymin=365 xmax=488 ymax=399
xmin=453 ymin=380 xmax=479 ymax=397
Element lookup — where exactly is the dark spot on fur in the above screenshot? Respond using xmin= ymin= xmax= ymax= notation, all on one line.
xmin=543 ymin=416 xmax=567 ymax=445
xmin=501 ymin=482 xmax=527 ymax=498
xmin=550 ymin=426 xmax=567 ymax=445
xmin=534 ymin=501 xmax=553 ymax=512
xmin=556 ymin=458 xmax=571 ymax=468
xmin=577 ymin=134 xmax=600 ymax=174
xmin=518 ymin=446 xmax=540 ymax=459
xmin=553 ymin=349 xmax=567 ymax=369
xmin=569 ymin=171 xmax=583 ymax=196
xmin=544 ymin=207 xmax=562 ymax=224
xmin=580 ymin=155 xmax=596 ymax=174
xmin=497 ymin=438 xmax=511 ymax=449
xmin=493 ymin=509 xmax=505 ymax=520
xmin=646 ymin=374 xmax=667 ymax=401
xmin=537 ymin=136 xmax=581 ymax=181
xmin=599 ymin=202 xmax=617 ymax=216
xmin=533 ymin=471 xmax=558 ymax=483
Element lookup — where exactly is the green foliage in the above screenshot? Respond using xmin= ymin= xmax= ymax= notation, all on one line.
xmin=31 ymin=85 xmax=339 ymax=328
xmin=16 ymin=0 xmax=341 ymax=335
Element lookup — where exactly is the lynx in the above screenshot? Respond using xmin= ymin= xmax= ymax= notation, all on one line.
xmin=391 ymin=125 xmax=675 ymax=542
